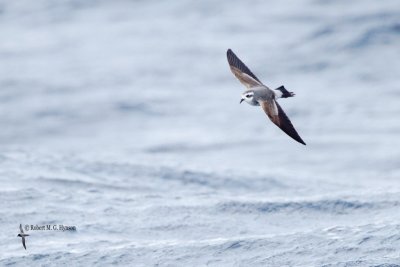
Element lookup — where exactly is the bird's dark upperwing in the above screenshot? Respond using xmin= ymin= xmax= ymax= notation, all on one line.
xmin=22 ymin=237 xmax=26 ymax=250
xmin=227 ymin=49 xmax=263 ymax=88
xmin=260 ymin=100 xmax=306 ymax=145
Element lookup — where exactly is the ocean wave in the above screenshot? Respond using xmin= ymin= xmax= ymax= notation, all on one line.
xmin=66 ymin=161 xmax=286 ymax=191
xmin=349 ymin=22 xmax=400 ymax=49
xmin=145 ymin=140 xmax=264 ymax=154
xmin=113 ymin=101 xmax=159 ymax=116
xmin=217 ymin=199 xmax=400 ymax=214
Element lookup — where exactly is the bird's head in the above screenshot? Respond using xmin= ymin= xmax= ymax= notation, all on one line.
xmin=240 ymin=91 xmax=254 ymax=104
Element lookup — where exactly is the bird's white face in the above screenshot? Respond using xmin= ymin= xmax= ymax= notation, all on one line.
xmin=240 ymin=91 xmax=254 ymax=105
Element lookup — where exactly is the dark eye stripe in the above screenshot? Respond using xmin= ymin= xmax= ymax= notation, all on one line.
xmin=246 ymin=94 xmax=252 ymax=98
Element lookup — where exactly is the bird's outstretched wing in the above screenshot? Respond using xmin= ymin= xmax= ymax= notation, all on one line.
xmin=22 ymin=237 xmax=26 ymax=250
xmin=260 ymin=100 xmax=306 ymax=145
xmin=227 ymin=49 xmax=263 ymax=88
xmin=20 ymin=224 xmax=23 ymax=234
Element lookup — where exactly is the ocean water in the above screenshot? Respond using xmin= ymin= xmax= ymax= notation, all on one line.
xmin=1 ymin=0 xmax=400 ymax=266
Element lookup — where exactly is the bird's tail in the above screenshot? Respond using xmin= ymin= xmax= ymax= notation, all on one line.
xmin=275 ymin=85 xmax=295 ymax=98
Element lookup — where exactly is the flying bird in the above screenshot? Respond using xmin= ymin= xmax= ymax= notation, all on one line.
xmin=226 ymin=49 xmax=306 ymax=145
xmin=17 ymin=224 xmax=29 ymax=250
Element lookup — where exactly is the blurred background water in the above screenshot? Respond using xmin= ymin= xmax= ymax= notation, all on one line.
xmin=1 ymin=0 xmax=400 ymax=266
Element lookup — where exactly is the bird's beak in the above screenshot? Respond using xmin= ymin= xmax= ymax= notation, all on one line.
xmin=240 ymin=98 xmax=244 ymax=104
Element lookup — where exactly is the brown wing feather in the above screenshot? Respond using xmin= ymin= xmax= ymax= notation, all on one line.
xmin=260 ymin=100 xmax=306 ymax=145
xmin=227 ymin=49 xmax=263 ymax=88
xmin=230 ymin=67 xmax=261 ymax=88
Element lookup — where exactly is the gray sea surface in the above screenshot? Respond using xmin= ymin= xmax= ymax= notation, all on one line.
xmin=1 ymin=0 xmax=400 ymax=266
